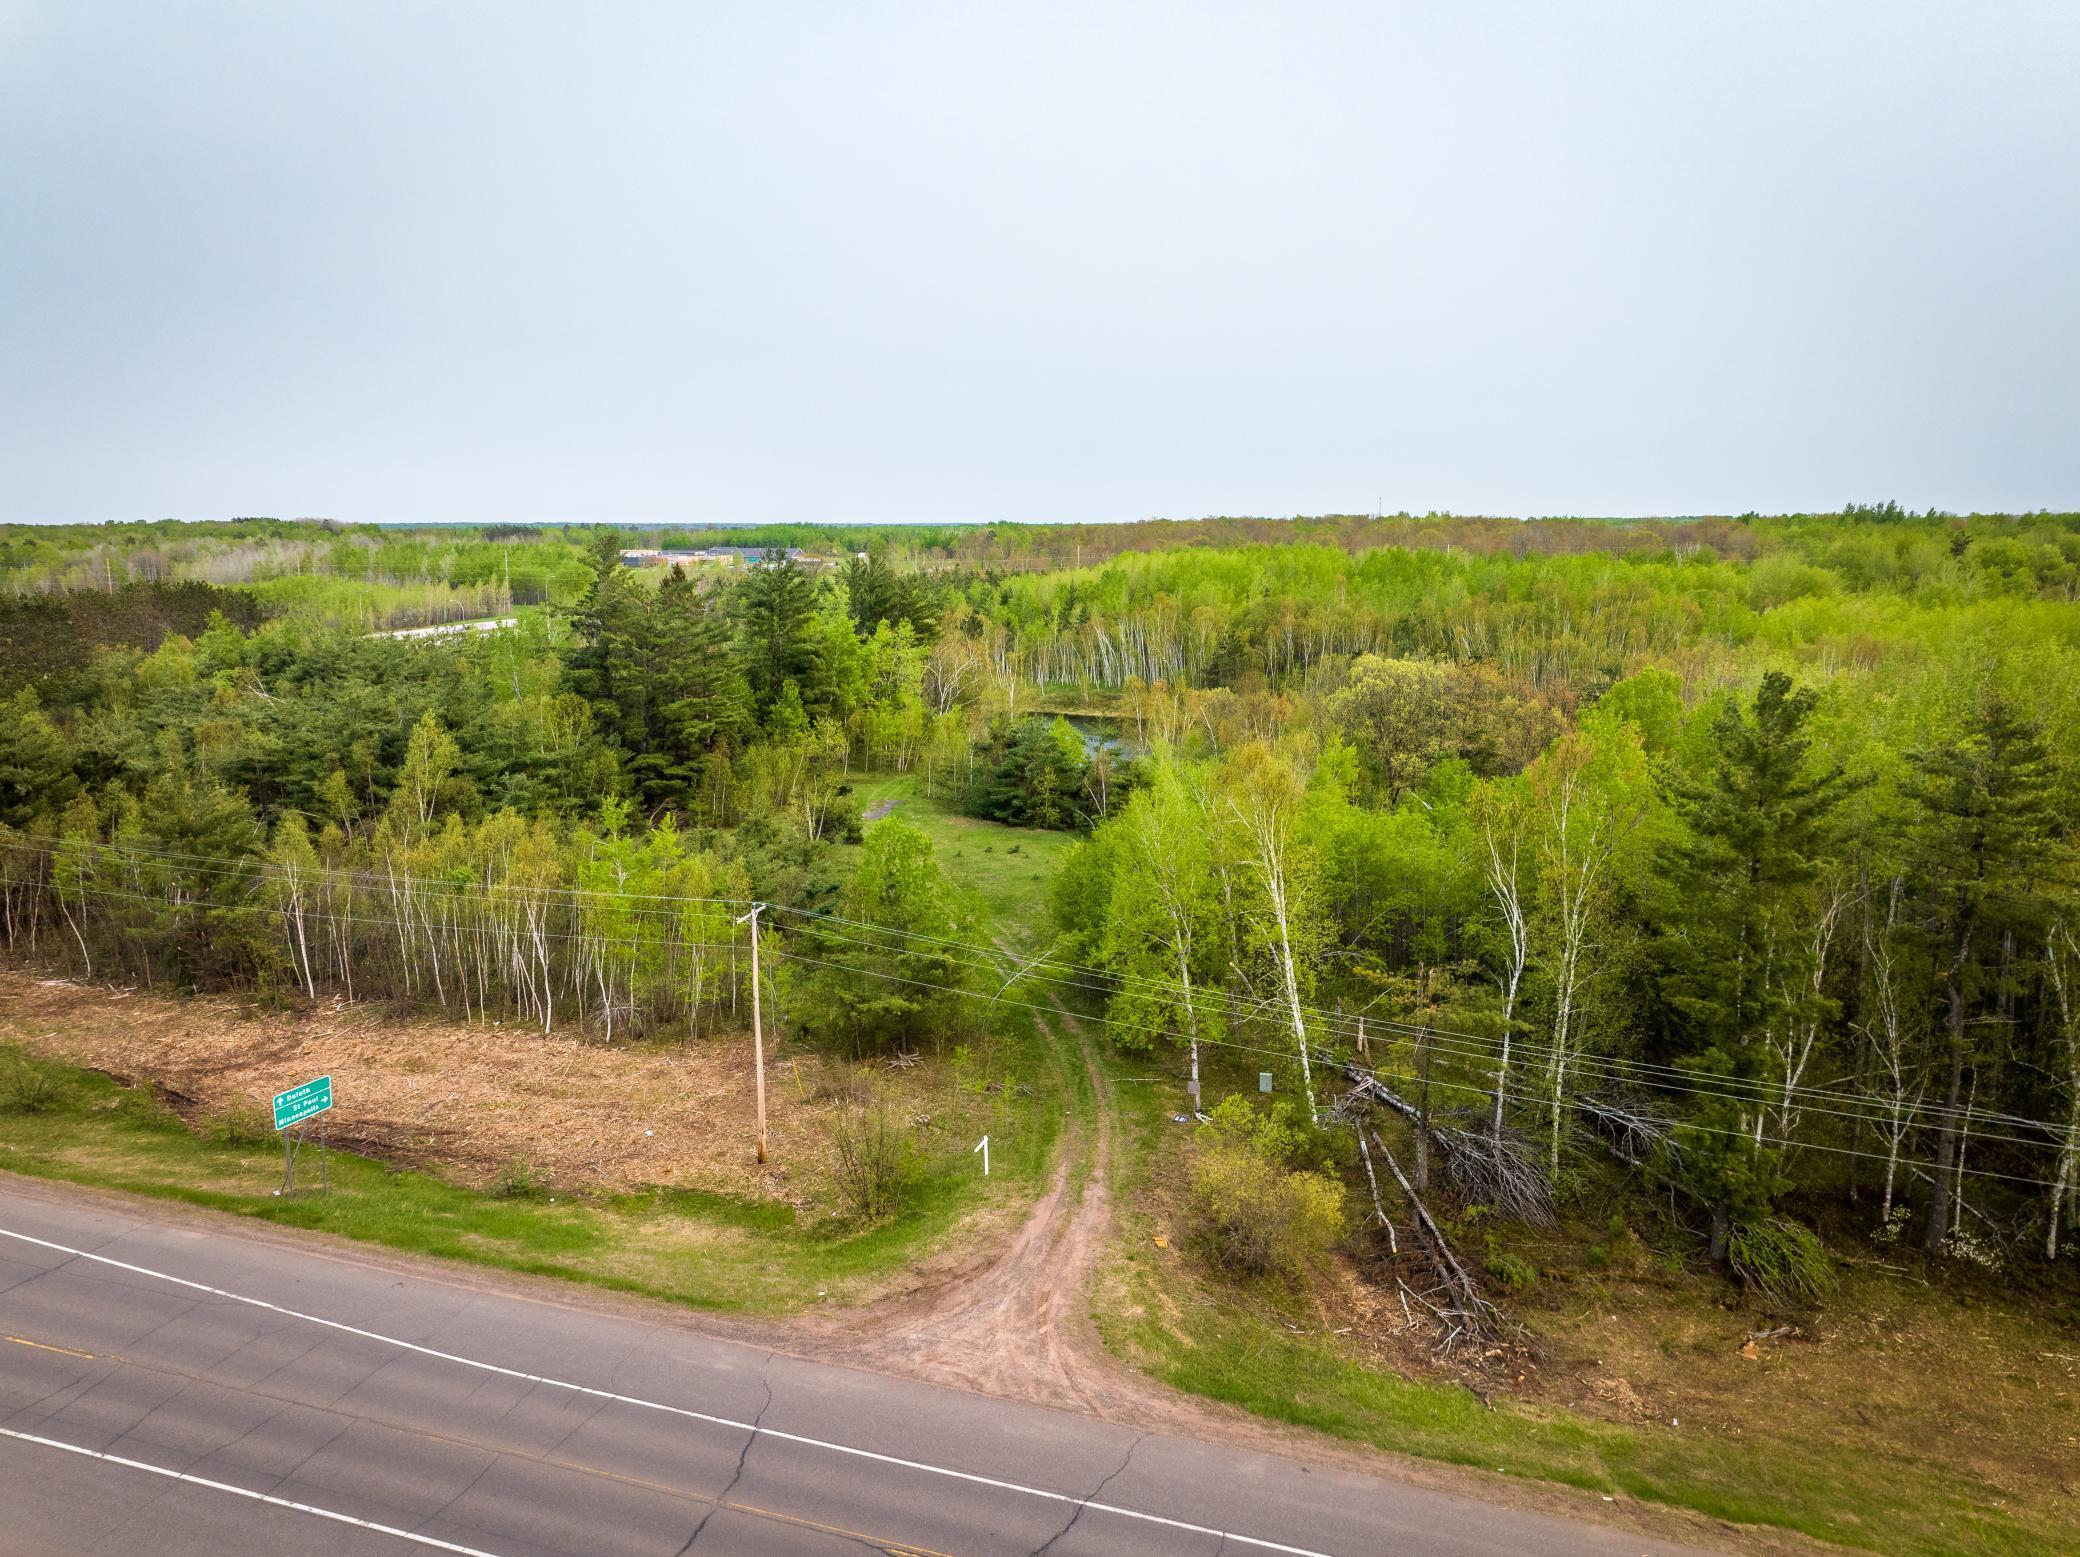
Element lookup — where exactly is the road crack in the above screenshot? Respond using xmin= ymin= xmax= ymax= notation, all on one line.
xmin=674 ymin=1351 xmax=775 ymax=1553
xmin=1033 ymin=1432 xmax=1142 ymax=1555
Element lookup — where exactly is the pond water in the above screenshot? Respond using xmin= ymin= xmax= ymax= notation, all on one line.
xmin=1060 ymin=714 xmax=1141 ymax=758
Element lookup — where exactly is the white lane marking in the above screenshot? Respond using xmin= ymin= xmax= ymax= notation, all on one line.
xmin=0 ymin=1425 xmax=510 ymax=1556
xmin=0 ymin=1226 xmax=1336 ymax=1557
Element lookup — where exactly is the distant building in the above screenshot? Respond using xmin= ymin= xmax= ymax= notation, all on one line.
xmin=620 ymin=547 xmax=744 ymax=568
xmin=619 ymin=544 xmax=826 ymax=571
xmin=702 ymin=545 xmax=826 ymax=569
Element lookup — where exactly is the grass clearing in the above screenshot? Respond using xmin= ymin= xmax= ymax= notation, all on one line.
xmin=843 ymin=771 xmax=1077 ymax=945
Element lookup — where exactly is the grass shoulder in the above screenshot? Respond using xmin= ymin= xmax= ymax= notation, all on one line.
xmin=0 ymin=997 xmax=1054 ymax=1317
xmin=1087 ymin=1037 xmax=2080 ymax=1557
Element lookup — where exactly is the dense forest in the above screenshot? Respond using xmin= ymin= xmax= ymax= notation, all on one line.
xmin=2 ymin=509 xmax=2077 ymax=1292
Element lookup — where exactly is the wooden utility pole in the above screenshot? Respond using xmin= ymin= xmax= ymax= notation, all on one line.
xmin=736 ymin=903 xmax=768 ymax=1163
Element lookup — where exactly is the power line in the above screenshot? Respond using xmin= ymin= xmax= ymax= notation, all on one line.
xmin=7 ymin=832 xmax=2064 ymax=1144
xmin=7 ymin=833 xmax=2073 ymax=1148
xmin=14 ymin=870 xmax=2067 ymax=1190
xmin=759 ymin=944 xmax=2069 ymax=1192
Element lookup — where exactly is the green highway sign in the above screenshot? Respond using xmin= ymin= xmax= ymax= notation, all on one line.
xmin=272 ymin=1076 xmax=333 ymax=1131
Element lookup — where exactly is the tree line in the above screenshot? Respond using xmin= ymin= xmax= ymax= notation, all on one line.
xmin=2 ymin=513 xmax=2076 ymax=1281
xmin=1052 ymin=643 xmax=2079 ymax=1279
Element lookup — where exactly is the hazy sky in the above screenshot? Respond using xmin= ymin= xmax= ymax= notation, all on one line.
xmin=3 ymin=3 xmax=2076 ymax=524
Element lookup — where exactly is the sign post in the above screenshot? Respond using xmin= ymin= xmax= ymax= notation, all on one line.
xmin=973 ymin=1134 xmax=989 ymax=1177
xmin=272 ymin=1076 xmax=333 ymax=1197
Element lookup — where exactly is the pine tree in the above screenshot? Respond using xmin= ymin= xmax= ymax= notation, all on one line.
xmin=1909 ymin=688 xmax=2059 ymax=1255
xmin=633 ymin=566 xmax=749 ymax=808
xmin=734 ymin=551 xmax=828 ymax=720
xmin=1657 ymin=673 xmax=1854 ymax=1263
xmin=0 ymin=688 xmax=77 ymax=827
xmin=560 ymin=536 xmax=646 ymax=744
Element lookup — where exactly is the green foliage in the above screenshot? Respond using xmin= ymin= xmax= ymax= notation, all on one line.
xmin=1327 ymin=655 xmax=1560 ymax=802
xmin=1726 ymin=1217 xmax=1836 ymax=1306
xmin=1093 ymin=761 xmax=1226 ymax=1061
xmin=0 ymin=689 xmax=78 ymax=827
xmin=840 ymin=550 xmax=939 ymax=641
xmin=493 ymin=1159 xmax=549 ymax=1200
xmin=1201 ymin=1095 xmax=1315 ymax=1168
xmin=1656 ymin=672 xmax=1854 ymax=1257
xmin=210 ymin=1099 xmax=275 ymax=1147
xmin=1189 ymin=1141 xmax=1348 ymax=1281
xmin=5 ymin=511 xmax=2080 ymax=1283
xmin=1189 ymin=1095 xmax=1347 ymax=1279
xmin=827 ymin=1095 xmax=912 ymax=1222
xmin=562 ymin=557 xmax=750 ymax=812
xmin=0 ymin=580 xmax=263 ymax=686
xmin=792 ymin=816 xmax=981 ymax=1056
xmin=969 ymin=715 xmax=1098 ymax=830
xmin=0 ymin=1052 xmax=63 ymax=1114
xmin=1484 ymin=1243 xmax=1538 ymax=1292
xmin=733 ymin=550 xmax=832 ymax=720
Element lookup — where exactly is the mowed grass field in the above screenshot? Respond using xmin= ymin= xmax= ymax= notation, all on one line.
xmin=842 ymin=770 xmax=1078 ymax=948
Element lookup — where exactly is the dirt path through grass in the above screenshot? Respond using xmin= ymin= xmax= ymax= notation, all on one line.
xmin=795 ymin=991 xmax=1146 ymax=1414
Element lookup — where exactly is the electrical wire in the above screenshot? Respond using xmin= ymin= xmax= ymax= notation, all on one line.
xmin=13 ymin=869 xmax=2067 ymax=1190
xmin=7 ymin=833 xmax=2072 ymax=1148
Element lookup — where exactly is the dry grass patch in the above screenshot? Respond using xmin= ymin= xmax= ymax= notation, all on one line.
xmin=0 ymin=970 xmax=947 ymax=1212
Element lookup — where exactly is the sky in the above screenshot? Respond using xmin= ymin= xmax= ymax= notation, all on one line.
xmin=2 ymin=2 xmax=2077 ymax=525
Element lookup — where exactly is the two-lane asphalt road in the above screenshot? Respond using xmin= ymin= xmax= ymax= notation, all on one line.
xmin=0 ymin=1183 xmax=1708 ymax=1556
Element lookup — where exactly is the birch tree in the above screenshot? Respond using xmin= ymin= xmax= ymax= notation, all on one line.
xmin=1102 ymin=754 xmax=1223 ymax=1112
xmin=2044 ymin=920 xmax=2080 ymax=1260
xmin=1855 ymin=872 xmax=1927 ymax=1227
xmin=1525 ymin=729 xmax=1640 ymax=1179
xmin=267 ymin=813 xmax=320 ymax=999
xmin=1219 ymin=742 xmax=1322 ymax=1117
xmin=1472 ymin=779 xmax=1531 ymax=1139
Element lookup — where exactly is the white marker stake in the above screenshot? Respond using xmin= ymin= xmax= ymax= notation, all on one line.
xmin=973 ymin=1134 xmax=989 ymax=1176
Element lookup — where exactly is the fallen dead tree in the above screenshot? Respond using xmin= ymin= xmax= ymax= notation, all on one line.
xmin=1326 ymin=1063 xmax=1507 ymax=1353
xmin=1573 ymin=1091 xmax=1681 ymax=1170
xmin=1326 ymin=1092 xmax=1399 ymax=1255
xmin=1373 ymin=1129 xmax=1502 ymax=1353
xmin=1331 ymin=1057 xmax=1554 ymax=1226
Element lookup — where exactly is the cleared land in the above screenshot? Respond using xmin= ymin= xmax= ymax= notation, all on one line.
xmin=0 ymin=777 xmax=1072 ymax=1318
xmin=0 ymin=900 xmax=1061 ymax=1318
xmin=1 ymin=971 xmax=873 ymax=1199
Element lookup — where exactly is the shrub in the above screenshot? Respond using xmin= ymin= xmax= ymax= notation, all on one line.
xmin=493 ymin=1159 xmax=547 ymax=1200
xmin=1484 ymin=1243 xmax=1537 ymax=1293
xmin=1188 ymin=1139 xmax=1346 ymax=1280
xmin=1201 ymin=1095 xmax=1312 ymax=1167
xmin=1727 ymin=1216 xmax=1835 ymax=1305
xmin=829 ymin=1099 xmax=910 ymax=1222
xmin=211 ymin=1099 xmax=275 ymax=1147
xmin=1188 ymin=1094 xmax=1348 ymax=1280
xmin=0 ymin=1055 xmax=62 ymax=1114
